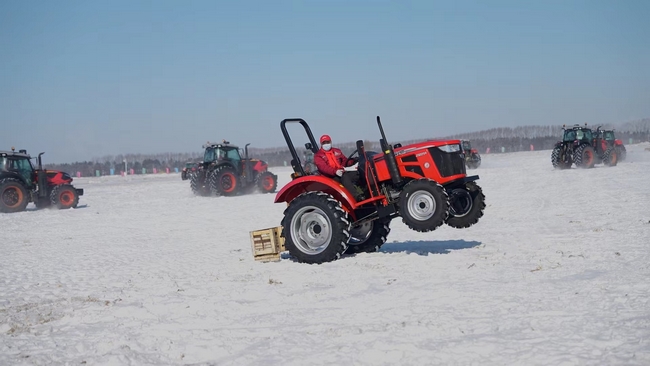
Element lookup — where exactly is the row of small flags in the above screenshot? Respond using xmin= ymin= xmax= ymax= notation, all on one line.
xmin=77 ymin=167 xmax=181 ymax=177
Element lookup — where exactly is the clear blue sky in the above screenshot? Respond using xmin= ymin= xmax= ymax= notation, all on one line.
xmin=1 ymin=0 xmax=648 ymax=163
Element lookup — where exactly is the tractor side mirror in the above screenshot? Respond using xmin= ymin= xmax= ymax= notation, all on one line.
xmin=305 ymin=142 xmax=312 ymax=151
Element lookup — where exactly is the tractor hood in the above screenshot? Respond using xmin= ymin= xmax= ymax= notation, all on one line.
xmin=36 ymin=170 xmax=74 ymax=185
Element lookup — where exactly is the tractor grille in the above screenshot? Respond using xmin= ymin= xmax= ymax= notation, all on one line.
xmin=428 ymin=147 xmax=466 ymax=177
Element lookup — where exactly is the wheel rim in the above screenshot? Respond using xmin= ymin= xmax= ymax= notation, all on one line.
xmin=407 ymin=191 xmax=436 ymax=221
xmin=263 ymin=176 xmax=274 ymax=190
xmin=2 ymin=187 xmax=22 ymax=208
xmin=449 ymin=188 xmax=473 ymax=217
xmin=60 ymin=191 xmax=73 ymax=205
xmin=290 ymin=206 xmax=333 ymax=255
xmin=584 ymin=150 xmax=594 ymax=165
xmin=348 ymin=221 xmax=373 ymax=245
xmin=221 ymin=173 xmax=236 ymax=192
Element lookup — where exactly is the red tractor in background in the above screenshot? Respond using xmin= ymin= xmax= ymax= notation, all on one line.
xmin=596 ymin=128 xmax=627 ymax=162
xmin=0 ymin=148 xmax=84 ymax=213
xmin=189 ymin=140 xmax=277 ymax=196
xmin=461 ymin=140 xmax=481 ymax=169
xmin=274 ymin=117 xmax=486 ymax=264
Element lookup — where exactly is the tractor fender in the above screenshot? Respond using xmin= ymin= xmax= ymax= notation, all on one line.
xmin=274 ymin=175 xmax=358 ymax=216
xmin=614 ymin=139 xmax=623 ymax=146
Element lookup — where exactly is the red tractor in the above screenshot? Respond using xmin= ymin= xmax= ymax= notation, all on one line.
xmin=274 ymin=117 xmax=486 ymax=264
xmin=189 ymin=140 xmax=277 ymax=196
xmin=596 ymin=128 xmax=626 ymax=162
xmin=1 ymin=148 xmax=84 ymax=213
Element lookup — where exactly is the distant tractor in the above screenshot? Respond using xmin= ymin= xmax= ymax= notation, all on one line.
xmin=551 ymin=124 xmax=617 ymax=169
xmin=181 ymin=162 xmax=198 ymax=181
xmin=189 ymin=140 xmax=278 ymax=196
xmin=461 ymin=140 xmax=481 ymax=169
xmin=0 ymin=148 xmax=84 ymax=213
xmin=597 ymin=128 xmax=626 ymax=162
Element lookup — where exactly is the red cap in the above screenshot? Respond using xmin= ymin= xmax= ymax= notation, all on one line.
xmin=320 ymin=134 xmax=331 ymax=144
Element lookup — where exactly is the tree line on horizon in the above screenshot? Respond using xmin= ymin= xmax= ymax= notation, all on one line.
xmin=44 ymin=119 xmax=650 ymax=176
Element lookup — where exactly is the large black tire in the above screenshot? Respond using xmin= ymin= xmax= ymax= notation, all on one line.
xmin=345 ymin=219 xmax=391 ymax=254
xmin=445 ymin=182 xmax=486 ymax=229
xmin=210 ymin=166 xmax=240 ymax=196
xmin=399 ymin=179 xmax=449 ymax=233
xmin=602 ymin=147 xmax=618 ymax=167
xmin=257 ymin=171 xmax=278 ymax=194
xmin=50 ymin=184 xmax=79 ymax=209
xmin=190 ymin=172 xmax=211 ymax=196
xmin=551 ymin=146 xmax=571 ymax=169
xmin=281 ymin=192 xmax=351 ymax=264
xmin=0 ymin=178 xmax=29 ymax=213
xmin=574 ymin=144 xmax=595 ymax=169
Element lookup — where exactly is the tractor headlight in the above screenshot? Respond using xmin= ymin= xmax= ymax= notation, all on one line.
xmin=437 ymin=144 xmax=461 ymax=153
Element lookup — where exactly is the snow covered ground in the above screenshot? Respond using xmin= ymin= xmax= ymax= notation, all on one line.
xmin=2 ymin=143 xmax=650 ymax=365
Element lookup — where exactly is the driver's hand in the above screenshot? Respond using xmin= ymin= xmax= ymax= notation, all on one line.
xmin=336 ymin=169 xmax=344 ymax=177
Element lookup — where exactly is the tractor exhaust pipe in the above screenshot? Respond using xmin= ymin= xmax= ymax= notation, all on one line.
xmin=245 ymin=143 xmax=253 ymax=182
xmin=37 ymin=152 xmax=47 ymax=198
xmin=376 ymin=116 xmax=403 ymax=186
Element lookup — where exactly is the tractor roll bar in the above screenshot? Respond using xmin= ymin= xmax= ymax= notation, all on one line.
xmin=280 ymin=118 xmax=319 ymax=177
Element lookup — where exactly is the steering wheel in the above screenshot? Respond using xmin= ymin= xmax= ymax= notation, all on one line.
xmin=346 ymin=149 xmax=359 ymax=165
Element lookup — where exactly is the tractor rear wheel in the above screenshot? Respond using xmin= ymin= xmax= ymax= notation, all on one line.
xmin=50 ymin=184 xmax=79 ymax=209
xmin=574 ymin=144 xmax=595 ymax=168
xmin=551 ymin=146 xmax=571 ymax=169
xmin=603 ymin=147 xmax=618 ymax=167
xmin=399 ymin=179 xmax=449 ymax=233
xmin=281 ymin=192 xmax=351 ymax=264
xmin=190 ymin=172 xmax=210 ymax=196
xmin=210 ymin=166 xmax=240 ymax=196
xmin=445 ymin=182 xmax=485 ymax=229
xmin=257 ymin=171 xmax=278 ymax=193
xmin=345 ymin=219 xmax=391 ymax=254
xmin=0 ymin=178 xmax=29 ymax=213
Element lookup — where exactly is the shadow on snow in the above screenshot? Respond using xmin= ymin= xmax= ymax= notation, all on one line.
xmin=379 ymin=239 xmax=482 ymax=256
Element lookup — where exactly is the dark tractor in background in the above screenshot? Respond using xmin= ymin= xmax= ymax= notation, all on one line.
xmin=0 ymin=148 xmax=84 ymax=213
xmin=181 ymin=162 xmax=198 ymax=181
xmin=274 ymin=117 xmax=486 ymax=264
xmin=189 ymin=140 xmax=278 ymax=196
xmin=461 ymin=140 xmax=481 ymax=169
xmin=551 ymin=124 xmax=618 ymax=169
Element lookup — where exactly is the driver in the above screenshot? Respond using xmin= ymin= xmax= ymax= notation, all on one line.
xmin=314 ymin=134 xmax=362 ymax=200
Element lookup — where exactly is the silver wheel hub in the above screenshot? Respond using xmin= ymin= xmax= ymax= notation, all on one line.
xmin=290 ymin=206 xmax=332 ymax=254
xmin=407 ymin=191 xmax=436 ymax=221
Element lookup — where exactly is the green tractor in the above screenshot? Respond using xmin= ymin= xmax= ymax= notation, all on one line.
xmin=1 ymin=148 xmax=84 ymax=213
xmin=551 ymin=124 xmax=617 ymax=169
xmin=189 ymin=140 xmax=278 ymax=196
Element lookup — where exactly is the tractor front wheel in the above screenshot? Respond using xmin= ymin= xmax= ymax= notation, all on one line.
xmin=50 ymin=184 xmax=79 ymax=209
xmin=257 ymin=171 xmax=278 ymax=194
xmin=445 ymin=182 xmax=486 ymax=229
xmin=551 ymin=146 xmax=571 ymax=169
xmin=190 ymin=172 xmax=210 ymax=196
xmin=0 ymin=178 xmax=29 ymax=213
xmin=281 ymin=192 xmax=351 ymax=264
xmin=210 ymin=166 xmax=240 ymax=196
xmin=603 ymin=147 xmax=618 ymax=167
xmin=399 ymin=179 xmax=449 ymax=233
xmin=345 ymin=219 xmax=391 ymax=254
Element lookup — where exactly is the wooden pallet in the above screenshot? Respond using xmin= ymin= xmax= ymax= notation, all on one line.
xmin=250 ymin=226 xmax=286 ymax=262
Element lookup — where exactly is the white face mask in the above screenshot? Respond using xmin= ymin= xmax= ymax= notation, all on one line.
xmin=322 ymin=143 xmax=332 ymax=151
